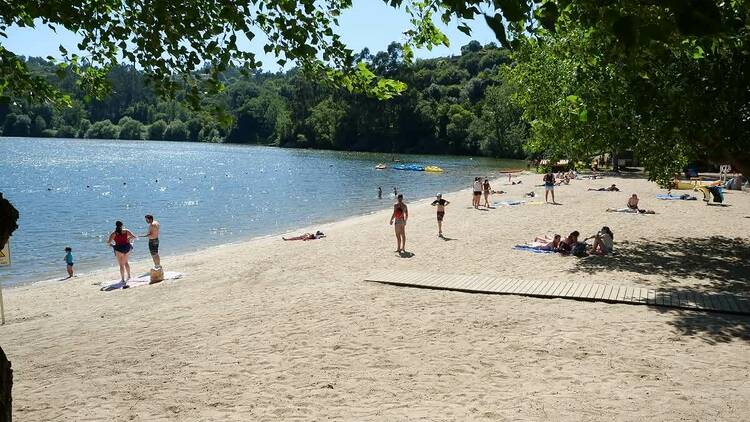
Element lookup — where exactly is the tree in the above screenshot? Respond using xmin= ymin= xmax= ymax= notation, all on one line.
xmin=163 ymin=120 xmax=189 ymax=141
xmin=2 ymin=0 xmax=411 ymax=110
xmin=56 ymin=125 xmax=77 ymax=138
xmin=147 ymin=120 xmax=167 ymax=140
xmin=118 ymin=117 xmax=144 ymax=140
xmin=85 ymin=119 xmax=119 ymax=139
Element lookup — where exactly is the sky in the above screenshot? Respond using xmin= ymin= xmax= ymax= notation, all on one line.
xmin=4 ymin=1 xmax=498 ymax=71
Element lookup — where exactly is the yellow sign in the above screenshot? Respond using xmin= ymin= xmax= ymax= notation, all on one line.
xmin=0 ymin=239 xmax=10 ymax=266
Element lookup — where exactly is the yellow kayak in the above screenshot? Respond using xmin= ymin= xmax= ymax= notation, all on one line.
xmin=425 ymin=166 xmax=444 ymax=173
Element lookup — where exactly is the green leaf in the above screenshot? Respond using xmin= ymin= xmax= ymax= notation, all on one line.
xmin=484 ymin=14 xmax=511 ymax=49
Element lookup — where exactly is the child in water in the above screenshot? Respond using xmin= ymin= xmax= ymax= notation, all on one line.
xmin=64 ymin=247 xmax=74 ymax=278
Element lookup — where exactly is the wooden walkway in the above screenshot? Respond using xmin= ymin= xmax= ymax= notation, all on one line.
xmin=365 ymin=270 xmax=750 ymax=316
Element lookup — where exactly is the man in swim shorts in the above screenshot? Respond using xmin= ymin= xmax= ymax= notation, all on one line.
xmin=431 ymin=193 xmax=450 ymax=237
xmin=143 ymin=214 xmax=161 ymax=268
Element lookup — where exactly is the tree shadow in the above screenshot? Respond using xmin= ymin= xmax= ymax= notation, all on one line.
xmin=571 ymin=236 xmax=750 ymax=293
xmin=571 ymin=236 xmax=750 ymax=343
xmin=650 ymin=304 xmax=750 ymax=345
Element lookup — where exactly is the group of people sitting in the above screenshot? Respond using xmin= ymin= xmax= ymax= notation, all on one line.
xmin=526 ymin=226 xmax=614 ymax=257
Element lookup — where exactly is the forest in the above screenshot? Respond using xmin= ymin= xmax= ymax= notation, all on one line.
xmin=0 ymin=41 xmax=527 ymax=159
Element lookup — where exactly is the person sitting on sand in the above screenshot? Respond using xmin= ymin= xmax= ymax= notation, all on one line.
xmin=588 ymin=184 xmax=619 ymax=192
xmin=585 ymin=227 xmax=614 ymax=255
xmin=283 ymin=230 xmax=325 ymax=241
xmin=557 ymin=231 xmax=580 ymax=255
xmin=607 ymin=194 xmax=654 ymax=214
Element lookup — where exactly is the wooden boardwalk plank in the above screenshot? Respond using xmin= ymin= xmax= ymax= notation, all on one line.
xmin=364 ymin=272 xmax=750 ymax=316
xmin=494 ymin=277 xmax=516 ymax=293
xmin=536 ymin=280 xmax=554 ymax=295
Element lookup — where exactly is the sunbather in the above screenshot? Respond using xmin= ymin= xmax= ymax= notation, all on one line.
xmin=283 ymin=230 xmax=325 ymax=241
xmin=607 ymin=194 xmax=655 ymax=214
xmin=588 ymin=184 xmax=619 ymax=192
xmin=531 ymin=234 xmax=562 ymax=250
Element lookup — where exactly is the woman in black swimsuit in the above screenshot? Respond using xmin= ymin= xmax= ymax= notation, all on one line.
xmin=107 ymin=221 xmax=136 ymax=285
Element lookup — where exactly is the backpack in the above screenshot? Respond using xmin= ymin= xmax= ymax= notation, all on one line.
xmin=571 ymin=242 xmax=588 ymax=257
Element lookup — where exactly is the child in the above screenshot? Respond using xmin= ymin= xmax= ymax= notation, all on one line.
xmin=64 ymin=247 xmax=74 ymax=278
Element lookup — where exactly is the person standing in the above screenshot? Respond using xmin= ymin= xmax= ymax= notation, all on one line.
xmin=482 ymin=178 xmax=492 ymax=208
xmin=543 ymin=172 xmax=557 ymax=204
xmin=378 ymin=186 xmax=382 ymax=199
xmin=107 ymin=221 xmax=135 ymax=286
xmin=431 ymin=193 xmax=450 ymax=237
xmin=142 ymin=214 xmax=161 ymax=268
xmin=63 ymin=247 xmax=74 ymax=279
xmin=472 ymin=177 xmax=482 ymax=208
xmin=389 ymin=194 xmax=408 ymax=253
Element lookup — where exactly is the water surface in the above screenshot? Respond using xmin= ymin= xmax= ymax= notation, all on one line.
xmin=0 ymin=137 xmax=524 ymax=285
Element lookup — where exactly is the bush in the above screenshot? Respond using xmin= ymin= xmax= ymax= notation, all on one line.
xmin=85 ymin=120 xmax=120 ymax=139
xmin=2 ymin=114 xmax=31 ymax=137
xmin=147 ymin=120 xmax=167 ymax=140
xmin=163 ymin=120 xmax=189 ymax=141
xmin=56 ymin=125 xmax=78 ymax=138
xmin=118 ymin=117 xmax=144 ymax=140
xmin=41 ymin=129 xmax=57 ymax=138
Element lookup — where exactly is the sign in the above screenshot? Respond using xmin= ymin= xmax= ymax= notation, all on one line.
xmin=0 ymin=239 xmax=10 ymax=266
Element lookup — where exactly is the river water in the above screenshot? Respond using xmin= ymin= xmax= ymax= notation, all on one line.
xmin=0 ymin=137 xmax=525 ymax=285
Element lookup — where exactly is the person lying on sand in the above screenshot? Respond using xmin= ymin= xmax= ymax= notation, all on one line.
xmin=588 ymin=184 xmax=619 ymax=192
xmin=585 ymin=226 xmax=614 ymax=255
xmin=283 ymin=231 xmax=325 ymax=241
xmin=530 ymin=234 xmax=562 ymax=250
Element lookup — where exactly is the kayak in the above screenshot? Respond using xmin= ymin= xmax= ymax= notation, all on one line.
xmin=393 ymin=164 xmax=425 ymax=171
xmin=375 ymin=163 xmax=387 ymax=170
xmin=425 ymin=166 xmax=444 ymax=173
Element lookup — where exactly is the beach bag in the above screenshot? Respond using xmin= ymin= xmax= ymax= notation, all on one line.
xmin=150 ymin=267 xmax=164 ymax=284
xmin=571 ymin=242 xmax=588 ymax=257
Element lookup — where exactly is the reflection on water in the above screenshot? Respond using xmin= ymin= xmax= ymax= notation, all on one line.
xmin=0 ymin=137 xmax=525 ymax=285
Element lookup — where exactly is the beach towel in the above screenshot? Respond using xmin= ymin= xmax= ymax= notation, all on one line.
xmin=100 ymin=271 xmax=184 ymax=291
xmin=494 ymin=200 xmax=526 ymax=206
xmin=513 ymin=245 xmax=557 ymax=254
xmin=656 ymin=194 xmax=697 ymax=200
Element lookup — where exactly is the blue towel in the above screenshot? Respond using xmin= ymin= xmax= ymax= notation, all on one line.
xmin=513 ymin=245 xmax=557 ymax=254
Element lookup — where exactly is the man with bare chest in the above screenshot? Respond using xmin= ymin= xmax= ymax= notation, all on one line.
xmin=143 ymin=214 xmax=161 ymax=267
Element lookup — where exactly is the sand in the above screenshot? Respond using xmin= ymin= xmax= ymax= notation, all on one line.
xmin=2 ymin=173 xmax=750 ymax=421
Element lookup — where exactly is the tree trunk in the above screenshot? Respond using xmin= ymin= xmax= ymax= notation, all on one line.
xmin=0 ymin=347 xmax=11 ymax=422
xmin=611 ymin=150 xmax=620 ymax=172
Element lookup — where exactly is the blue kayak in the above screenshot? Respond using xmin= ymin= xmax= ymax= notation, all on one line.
xmin=393 ymin=163 xmax=425 ymax=171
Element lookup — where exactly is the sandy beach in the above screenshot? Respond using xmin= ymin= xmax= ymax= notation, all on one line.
xmin=2 ymin=173 xmax=750 ymax=421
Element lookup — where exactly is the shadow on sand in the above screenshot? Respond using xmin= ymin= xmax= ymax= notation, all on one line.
xmin=571 ymin=236 xmax=750 ymax=343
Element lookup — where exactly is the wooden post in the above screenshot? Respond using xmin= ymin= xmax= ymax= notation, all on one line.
xmin=0 ymin=346 xmax=11 ymax=422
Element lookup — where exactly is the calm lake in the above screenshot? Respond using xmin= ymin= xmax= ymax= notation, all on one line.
xmin=0 ymin=137 xmax=525 ymax=285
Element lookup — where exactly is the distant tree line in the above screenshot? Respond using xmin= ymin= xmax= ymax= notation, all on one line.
xmin=0 ymin=41 xmax=527 ymax=158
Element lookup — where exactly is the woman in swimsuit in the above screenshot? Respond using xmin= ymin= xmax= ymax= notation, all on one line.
xmin=472 ymin=177 xmax=482 ymax=208
xmin=107 ymin=220 xmax=136 ymax=285
xmin=482 ymin=178 xmax=492 ymax=207
xmin=389 ymin=194 xmax=408 ymax=253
